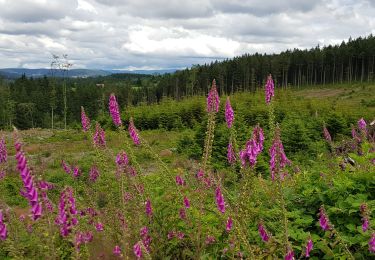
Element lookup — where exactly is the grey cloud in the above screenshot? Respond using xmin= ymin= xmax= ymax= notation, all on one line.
xmin=0 ymin=0 xmax=78 ymax=22
xmin=0 ymin=0 xmax=374 ymax=69
xmin=95 ymin=0 xmax=213 ymax=19
xmin=212 ymin=0 xmax=323 ymax=16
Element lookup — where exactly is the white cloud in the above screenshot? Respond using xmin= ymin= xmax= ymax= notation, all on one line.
xmin=0 ymin=0 xmax=374 ymax=69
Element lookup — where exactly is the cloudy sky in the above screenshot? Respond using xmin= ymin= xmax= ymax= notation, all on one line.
xmin=0 ymin=0 xmax=374 ymax=70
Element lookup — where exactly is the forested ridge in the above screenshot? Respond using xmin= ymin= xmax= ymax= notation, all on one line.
xmin=1 ymin=35 xmax=375 ymax=130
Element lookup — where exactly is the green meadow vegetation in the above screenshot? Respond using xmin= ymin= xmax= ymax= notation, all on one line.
xmin=0 ymin=81 xmax=374 ymax=259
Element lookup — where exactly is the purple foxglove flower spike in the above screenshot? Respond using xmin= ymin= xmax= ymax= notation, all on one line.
xmin=56 ymin=187 xmax=78 ymax=237
xmin=215 ymin=187 xmax=225 ymax=214
xmin=226 ymin=216 xmax=233 ymax=232
xmin=109 ymin=93 xmax=122 ymax=127
xmin=133 ymin=242 xmax=142 ymax=259
xmin=323 ymin=126 xmax=332 ymax=142
xmin=72 ymin=166 xmax=80 ymax=178
xmin=362 ymin=218 xmax=369 ymax=232
xmin=128 ymin=117 xmax=140 ymax=145
xmin=227 ymin=141 xmax=236 ymax=164
xmin=95 ymin=222 xmax=104 ymax=231
xmin=269 ymin=128 xmax=290 ymax=181
xmin=253 ymin=125 xmax=264 ymax=153
xmin=305 ymin=238 xmax=313 ymax=257
xmin=284 ymin=249 xmax=294 ymax=260
xmin=179 ymin=208 xmax=186 ymax=220
xmin=225 ymin=97 xmax=234 ymax=128
xmin=175 ymin=175 xmax=185 ymax=186
xmin=0 ymin=211 xmax=7 ymax=241
xmin=89 ymin=165 xmax=99 ymax=182
xmin=196 ymin=168 xmax=204 ymax=179
xmin=145 ymin=199 xmax=152 ymax=217
xmin=81 ymin=107 xmax=90 ymax=132
xmin=14 ymin=140 xmax=42 ymax=220
xmin=0 ymin=137 xmax=7 ymax=163
xmin=183 ymin=196 xmax=190 ymax=209
xmin=207 ymin=79 xmax=220 ymax=113
xmin=319 ymin=206 xmax=331 ymax=231
xmin=205 ymin=235 xmax=215 ymax=245
xmin=61 ymin=160 xmax=71 ymax=174
xmin=369 ymin=233 xmax=375 ymax=253
xmin=113 ymin=245 xmax=121 ymax=256
xmin=265 ymin=74 xmax=274 ymax=104
xmin=258 ymin=222 xmax=270 ymax=242
xmin=177 ymin=231 xmax=184 ymax=239
xmin=358 ymin=118 xmax=367 ymax=132
xmin=116 ymin=151 xmax=129 ymax=167
xmin=93 ymin=123 xmax=106 ymax=147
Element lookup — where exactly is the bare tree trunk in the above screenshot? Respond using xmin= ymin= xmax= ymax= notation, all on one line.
xmin=51 ymin=108 xmax=54 ymax=129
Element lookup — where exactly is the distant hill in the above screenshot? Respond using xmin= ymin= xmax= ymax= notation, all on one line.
xmin=0 ymin=68 xmax=178 ymax=79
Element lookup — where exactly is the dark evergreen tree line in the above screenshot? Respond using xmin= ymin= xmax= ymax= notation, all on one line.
xmin=0 ymin=35 xmax=374 ymax=130
xmin=156 ymin=35 xmax=375 ymax=98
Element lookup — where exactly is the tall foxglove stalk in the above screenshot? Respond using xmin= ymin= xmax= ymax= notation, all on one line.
xmin=14 ymin=140 xmax=42 ymax=220
xmin=109 ymin=93 xmax=122 ymax=127
xmin=128 ymin=117 xmax=140 ymax=146
xmin=225 ymin=97 xmax=234 ymax=128
xmin=265 ymin=74 xmax=275 ymax=104
xmin=203 ymin=79 xmax=220 ymax=170
xmin=80 ymin=107 xmax=90 ymax=132
xmin=0 ymin=137 xmax=7 ymax=163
